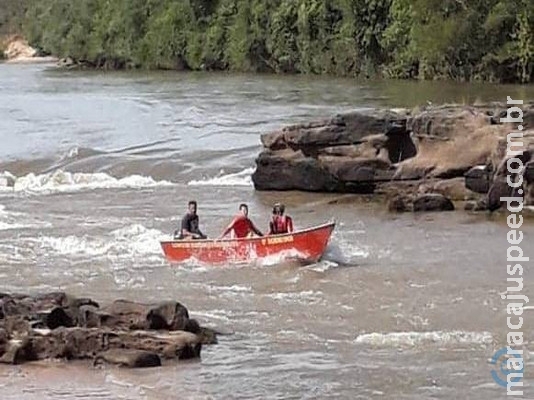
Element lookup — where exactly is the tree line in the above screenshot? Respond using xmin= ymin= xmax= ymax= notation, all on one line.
xmin=4 ymin=0 xmax=534 ymax=83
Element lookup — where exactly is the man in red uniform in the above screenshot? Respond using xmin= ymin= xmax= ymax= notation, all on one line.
xmin=269 ymin=203 xmax=293 ymax=235
xmin=219 ymin=203 xmax=264 ymax=239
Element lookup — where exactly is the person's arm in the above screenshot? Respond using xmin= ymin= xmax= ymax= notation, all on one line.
xmin=287 ymin=216 xmax=294 ymax=233
xmin=196 ymin=217 xmax=205 ymax=237
xmin=250 ymin=220 xmax=263 ymax=237
xmin=219 ymin=218 xmax=236 ymax=239
xmin=268 ymin=220 xmax=275 ymax=235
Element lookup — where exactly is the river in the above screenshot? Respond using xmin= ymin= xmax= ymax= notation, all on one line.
xmin=0 ymin=63 xmax=533 ymax=399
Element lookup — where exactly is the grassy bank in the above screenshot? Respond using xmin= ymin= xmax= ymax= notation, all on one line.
xmin=5 ymin=0 xmax=534 ymax=83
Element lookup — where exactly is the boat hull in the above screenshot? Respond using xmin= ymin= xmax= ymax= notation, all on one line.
xmin=160 ymin=221 xmax=335 ymax=264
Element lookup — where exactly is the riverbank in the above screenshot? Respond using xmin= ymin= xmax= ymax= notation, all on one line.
xmin=252 ymin=103 xmax=534 ymax=214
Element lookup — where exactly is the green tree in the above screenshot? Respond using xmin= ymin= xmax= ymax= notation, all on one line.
xmin=14 ymin=0 xmax=534 ymax=83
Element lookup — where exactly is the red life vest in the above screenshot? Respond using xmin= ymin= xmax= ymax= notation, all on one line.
xmin=273 ymin=215 xmax=289 ymax=234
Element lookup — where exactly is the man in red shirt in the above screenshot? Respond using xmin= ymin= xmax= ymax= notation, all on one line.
xmin=219 ymin=203 xmax=264 ymax=239
xmin=269 ymin=203 xmax=294 ymax=235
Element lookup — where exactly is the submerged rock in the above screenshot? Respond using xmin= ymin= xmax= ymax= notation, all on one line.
xmin=0 ymin=172 xmax=16 ymax=188
xmin=96 ymin=349 xmax=161 ymax=368
xmin=386 ymin=192 xmax=455 ymax=213
xmin=387 ymin=194 xmax=413 ymax=213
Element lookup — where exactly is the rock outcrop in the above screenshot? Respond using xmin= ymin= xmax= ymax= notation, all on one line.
xmin=4 ymin=37 xmax=37 ymax=60
xmin=252 ymin=103 xmax=534 ymax=212
xmin=1 ymin=36 xmax=56 ymax=63
xmin=0 ymin=292 xmax=217 ymax=368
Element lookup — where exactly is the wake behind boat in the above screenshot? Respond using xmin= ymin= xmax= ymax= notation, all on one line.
xmin=160 ymin=221 xmax=335 ymax=264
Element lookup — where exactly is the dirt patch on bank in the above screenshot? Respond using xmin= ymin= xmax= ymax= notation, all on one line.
xmin=1 ymin=35 xmax=57 ymax=63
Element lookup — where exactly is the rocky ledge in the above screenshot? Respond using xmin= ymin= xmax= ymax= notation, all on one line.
xmin=0 ymin=292 xmax=217 ymax=368
xmin=252 ymin=103 xmax=534 ymax=212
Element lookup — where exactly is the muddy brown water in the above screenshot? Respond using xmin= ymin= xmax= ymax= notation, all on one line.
xmin=0 ymin=63 xmax=533 ymax=399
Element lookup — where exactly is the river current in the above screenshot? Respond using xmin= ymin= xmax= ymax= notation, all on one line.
xmin=0 ymin=63 xmax=533 ymax=399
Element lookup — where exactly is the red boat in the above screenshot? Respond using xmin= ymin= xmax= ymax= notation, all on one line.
xmin=160 ymin=221 xmax=335 ymax=265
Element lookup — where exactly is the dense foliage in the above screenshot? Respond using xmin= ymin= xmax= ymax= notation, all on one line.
xmin=10 ymin=0 xmax=534 ymax=82
xmin=0 ymin=0 xmax=26 ymax=35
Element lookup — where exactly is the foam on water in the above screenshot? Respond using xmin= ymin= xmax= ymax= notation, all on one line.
xmin=207 ymin=284 xmax=253 ymax=293
xmin=0 ymin=203 xmax=28 ymax=230
xmin=319 ymin=224 xmax=371 ymax=265
xmin=0 ymin=170 xmax=173 ymax=194
xmin=303 ymin=259 xmax=340 ymax=272
xmin=0 ymin=204 xmax=20 ymax=217
xmin=266 ymin=290 xmax=324 ymax=306
xmin=187 ymin=167 xmax=254 ymax=187
xmin=110 ymin=224 xmax=166 ymax=255
xmin=323 ymin=241 xmax=370 ymax=265
xmin=37 ymin=224 xmax=166 ymax=259
xmin=255 ymin=248 xmax=310 ymax=267
xmin=354 ymin=330 xmax=494 ymax=347
xmin=0 ymin=221 xmax=26 ymax=231
xmin=39 ymin=235 xmax=114 ymax=257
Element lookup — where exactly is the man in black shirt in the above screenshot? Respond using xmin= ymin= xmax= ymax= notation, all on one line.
xmin=173 ymin=200 xmax=207 ymax=240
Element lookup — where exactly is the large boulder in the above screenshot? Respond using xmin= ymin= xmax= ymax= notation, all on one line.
xmin=253 ymin=108 xmax=416 ymax=193
xmin=260 ymin=109 xmax=409 ymax=152
xmin=413 ymin=194 xmax=455 ymax=212
xmin=101 ymin=299 xmax=190 ymax=331
xmin=252 ymin=149 xmax=339 ymax=191
xmin=465 ymin=166 xmax=491 ymax=194
xmin=487 ymin=178 xmax=516 ymax=211
xmin=320 ymin=156 xmax=392 ymax=193
xmin=387 ymin=194 xmax=413 ymax=213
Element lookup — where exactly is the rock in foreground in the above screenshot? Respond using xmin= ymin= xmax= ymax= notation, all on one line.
xmin=0 ymin=292 xmax=217 ymax=368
